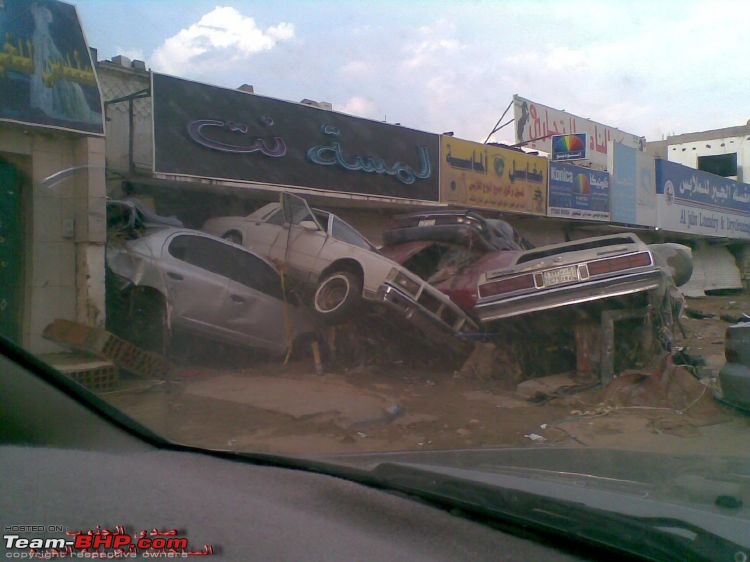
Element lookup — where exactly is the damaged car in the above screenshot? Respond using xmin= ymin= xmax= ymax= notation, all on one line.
xmin=382 ymin=210 xmax=690 ymax=324
xmin=202 ymin=193 xmax=479 ymax=352
xmin=106 ymin=225 xmax=315 ymax=357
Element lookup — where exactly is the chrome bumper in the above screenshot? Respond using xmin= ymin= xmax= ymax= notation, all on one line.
xmin=475 ymin=270 xmax=664 ymax=324
xmin=379 ymin=284 xmax=472 ymax=353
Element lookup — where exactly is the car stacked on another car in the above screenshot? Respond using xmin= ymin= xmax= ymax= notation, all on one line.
xmin=202 ymin=194 xmax=479 ymax=353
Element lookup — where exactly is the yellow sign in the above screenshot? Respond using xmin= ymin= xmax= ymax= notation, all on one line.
xmin=440 ymin=136 xmax=547 ymax=215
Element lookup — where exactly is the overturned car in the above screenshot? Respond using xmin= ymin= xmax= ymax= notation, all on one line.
xmin=202 ymin=194 xmax=479 ymax=353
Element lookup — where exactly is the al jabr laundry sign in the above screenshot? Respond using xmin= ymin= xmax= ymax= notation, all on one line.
xmin=656 ymin=159 xmax=750 ymax=239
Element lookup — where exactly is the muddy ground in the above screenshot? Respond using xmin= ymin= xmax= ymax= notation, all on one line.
xmin=101 ymin=294 xmax=750 ymax=458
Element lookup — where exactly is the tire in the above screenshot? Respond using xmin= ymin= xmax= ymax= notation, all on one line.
xmin=313 ymin=270 xmax=362 ymax=324
xmin=222 ymin=230 xmax=243 ymax=245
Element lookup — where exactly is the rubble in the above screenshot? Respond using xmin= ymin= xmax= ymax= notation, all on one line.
xmin=43 ymin=319 xmax=170 ymax=379
xmin=516 ymin=374 xmax=598 ymax=402
xmin=601 ymin=354 xmax=726 ymax=424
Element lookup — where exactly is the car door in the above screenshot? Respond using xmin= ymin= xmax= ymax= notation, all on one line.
xmin=269 ymin=193 xmax=328 ymax=282
xmin=161 ymin=234 xmax=234 ymax=339
xmin=240 ymin=205 xmax=287 ymax=257
xmin=219 ymin=245 xmax=290 ymax=353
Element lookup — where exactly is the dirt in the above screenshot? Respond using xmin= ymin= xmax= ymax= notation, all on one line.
xmin=101 ymin=294 xmax=750 ymax=458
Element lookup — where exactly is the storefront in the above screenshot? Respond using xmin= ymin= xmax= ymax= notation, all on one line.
xmin=0 ymin=0 xmax=106 ymax=352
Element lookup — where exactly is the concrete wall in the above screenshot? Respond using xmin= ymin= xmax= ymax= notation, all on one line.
xmin=0 ymin=126 xmax=106 ymax=354
xmin=666 ymin=134 xmax=750 ymax=183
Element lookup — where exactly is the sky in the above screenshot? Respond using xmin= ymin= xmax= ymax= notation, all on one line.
xmin=73 ymin=0 xmax=750 ymax=144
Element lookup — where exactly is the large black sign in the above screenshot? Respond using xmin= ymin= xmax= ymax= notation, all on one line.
xmin=0 ymin=0 xmax=103 ymax=135
xmin=152 ymin=74 xmax=439 ymax=201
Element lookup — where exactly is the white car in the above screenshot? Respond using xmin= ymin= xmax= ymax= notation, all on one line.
xmin=203 ymin=194 xmax=478 ymax=351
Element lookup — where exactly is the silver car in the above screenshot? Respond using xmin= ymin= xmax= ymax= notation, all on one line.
xmin=202 ymin=193 xmax=478 ymax=351
xmin=474 ymin=233 xmax=671 ymax=323
xmin=107 ymin=227 xmax=315 ymax=356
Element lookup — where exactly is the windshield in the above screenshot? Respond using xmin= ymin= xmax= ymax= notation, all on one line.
xmin=3 ymin=0 xmax=749 ymax=556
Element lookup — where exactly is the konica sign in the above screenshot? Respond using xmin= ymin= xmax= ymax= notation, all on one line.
xmin=547 ymin=162 xmax=609 ymax=221
xmin=655 ymin=159 xmax=750 ymax=239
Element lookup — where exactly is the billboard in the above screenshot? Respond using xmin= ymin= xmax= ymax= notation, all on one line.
xmin=513 ymin=95 xmax=643 ymax=170
xmin=548 ymin=162 xmax=610 ymax=221
xmin=656 ymin=159 xmax=750 ymax=239
xmin=551 ymin=133 xmax=587 ymax=162
xmin=0 ymin=0 xmax=103 ymax=135
xmin=440 ymin=137 xmax=547 ymax=215
xmin=152 ymin=74 xmax=439 ymax=201
xmin=608 ymin=142 xmax=656 ymax=227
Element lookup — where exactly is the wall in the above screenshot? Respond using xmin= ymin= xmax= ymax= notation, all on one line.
xmin=667 ymin=134 xmax=750 ymax=184
xmin=0 ymin=125 xmax=106 ymax=354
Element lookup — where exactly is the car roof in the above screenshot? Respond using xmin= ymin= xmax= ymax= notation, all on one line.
xmin=124 ymin=227 xmax=281 ymax=272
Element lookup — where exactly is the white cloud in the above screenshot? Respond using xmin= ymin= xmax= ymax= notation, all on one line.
xmin=152 ymin=6 xmax=294 ymax=76
xmin=114 ymin=47 xmax=144 ymax=62
xmin=339 ymin=60 xmax=373 ymax=78
xmin=339 ymin=96 xmax=376 ymax=118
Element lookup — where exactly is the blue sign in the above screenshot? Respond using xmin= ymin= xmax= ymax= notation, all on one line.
xmin=609 ymin=143 xmax=656 ymax=226
xmin=548 ymin=162 xmax=610 ymax=221
xmin=656 ymin=159 xmax=750 ymax=239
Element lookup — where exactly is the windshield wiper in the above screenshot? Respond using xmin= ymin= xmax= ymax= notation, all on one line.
xmin=368 ymin=462 xmax=748 ymax=562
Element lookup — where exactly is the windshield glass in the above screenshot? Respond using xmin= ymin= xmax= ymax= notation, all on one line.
xmin=3 ymin=0 xmax=749 ymax=552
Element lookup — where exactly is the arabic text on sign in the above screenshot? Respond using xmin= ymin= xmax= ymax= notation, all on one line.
xmin=307 ymin=124 xmax=431 ymax=185
xmin=187 ymin=119 xmax=287 ymax=156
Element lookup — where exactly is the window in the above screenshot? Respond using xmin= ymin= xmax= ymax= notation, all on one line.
xmin=265 ymin=209 xmax=285 ymax=225
xmin=169 ymin=235 xmax=283 ymax=299
xmin=168 ymin=235 xmax=234 ymax=279
xmin=698 ymin=153 xmax=738 ymax=177
xmin=331 ymin=217 xmax=376 ymax=250
xmin=226 ymin=247 xmax=283 ymax=300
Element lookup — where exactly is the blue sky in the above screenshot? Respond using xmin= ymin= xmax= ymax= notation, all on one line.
xmin=73 ymin=0 xmax=750 ymax=143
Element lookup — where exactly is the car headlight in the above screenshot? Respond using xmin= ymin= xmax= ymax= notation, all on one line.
xmin=387 ymin=268 xmax=422 ymax=296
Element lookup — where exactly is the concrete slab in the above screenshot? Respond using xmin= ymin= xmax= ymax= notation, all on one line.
xmin=185 ymin=374 xmax=400 ymax=428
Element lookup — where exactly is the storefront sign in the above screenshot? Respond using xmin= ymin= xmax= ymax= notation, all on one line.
xmin=551 ymin=133 xmax=587 ymax=162
xmin=513 ymin=95 xmax=642 ymax=170
xmin=0 ymin=0 xmax=103 ymax=135
xmin=439 ymin=136 xmax=547 ymax=215
xmin=656 ymin=159 xmax=750 ymax=239
xmin=152 ymin=74 xmax=439 ymax=201
xmin=608 ymin=142 xmax=656 ymax=226
xmin=548 ymin=162 xmax=609 ymax=221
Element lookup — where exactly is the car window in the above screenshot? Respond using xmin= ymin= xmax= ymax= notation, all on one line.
xmin=331 ymin=217 xmax=375 ymax=250
xmin=265 ymin=208 xmax=285 ymax=225
xmin=168 ymin=234 xmax=234 ymax=278
xmin=226 ymin=247 xmax=284 ymax=300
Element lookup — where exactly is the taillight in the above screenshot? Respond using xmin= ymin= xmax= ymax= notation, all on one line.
xmin=586 ymin=251 xmax=652 ymax=276
xmin=478 ymin=274 xmax=535 ymax=298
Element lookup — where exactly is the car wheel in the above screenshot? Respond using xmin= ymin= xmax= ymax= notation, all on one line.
xmin=313 ymin=270 xmax=362 ymax=323
xmin=222 ymin=231 xmax=243 ymax=245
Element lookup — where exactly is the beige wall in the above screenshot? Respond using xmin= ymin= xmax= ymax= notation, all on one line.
xmin=0 ymin=125 xmax=106 ymax=354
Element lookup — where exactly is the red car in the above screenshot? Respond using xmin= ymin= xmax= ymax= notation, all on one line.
xmin=381 ymin=210 xmax=685 ymax=326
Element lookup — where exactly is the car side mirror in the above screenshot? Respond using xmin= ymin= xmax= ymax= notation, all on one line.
xmin=298 ymin=220 xmax=319 ymax=231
